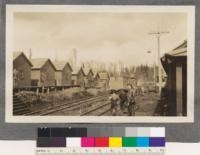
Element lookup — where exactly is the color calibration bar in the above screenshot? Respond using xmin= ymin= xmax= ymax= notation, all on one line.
xmin=36 ymin=127 xmax=165 ymax=155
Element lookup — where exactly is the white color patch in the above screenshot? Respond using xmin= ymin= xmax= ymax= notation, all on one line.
xmin=66 ymin=137 xmax=81 ymax=147
xmin=150 ymin=127 xmax=165 ymax=137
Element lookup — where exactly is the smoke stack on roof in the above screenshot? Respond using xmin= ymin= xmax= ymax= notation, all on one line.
xmin=29 ymin=48 xmax=32 ymax=59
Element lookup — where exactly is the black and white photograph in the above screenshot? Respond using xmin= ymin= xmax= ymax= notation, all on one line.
xmin=6 ymin=5 xmax=195 ymax=123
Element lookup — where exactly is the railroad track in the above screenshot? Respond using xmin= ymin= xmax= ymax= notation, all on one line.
xmin=25 ymin=95 xmax=107 ymax=116
xmin=50 ymin=96 xmax=109 ymax=116
xmin=25 ymin=96 xmax=140 ymax=116
xmin=81 ymin=102 xmax=111 ymax=116
xmin=25 ymin=97 xmax=90 ymax=115
xmin=81 ymin=104 xmax=140 ymax=116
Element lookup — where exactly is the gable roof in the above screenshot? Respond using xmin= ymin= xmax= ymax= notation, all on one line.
xmin=83 ymin=67 xmax=94 ymax=76
xmin=161 ymin=40 xmax=187 ymax=74
xmin=30 ymin=58 xmax=56 ymax=70
xmin=72 ymin=67 xmax=80 ymax=75
xmin=13 ymin=52 xmax=33 ymax=67
xmin=53 ymin=61 xmax=73 ymax=71
xmin=13 ymin=52 xmax=21 ymax=60
xmin=72 ymin=67 xmax=85 ymax=76
xmin=94 ymin=71 xmax=100 ymax=78
xmin=98 ymin=72 xmax=110 ymax=80
xmin=168 ymin=40 xmax=187 ymax=57
xmin=173 ymin=40 xmax=187 ymax=50
xmin=123 ymin=73 xmax=135 ymax=79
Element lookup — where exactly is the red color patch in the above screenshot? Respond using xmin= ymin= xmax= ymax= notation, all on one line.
xmin=95 ymin=137 xmax=109 ymax=147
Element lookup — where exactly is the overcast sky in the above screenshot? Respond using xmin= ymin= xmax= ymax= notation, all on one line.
xmin=14 ymin=12 xmax=187 ymax=66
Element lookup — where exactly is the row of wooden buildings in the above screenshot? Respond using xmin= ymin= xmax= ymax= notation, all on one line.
xmin=13 ymin=52 xmax=110 ymax=89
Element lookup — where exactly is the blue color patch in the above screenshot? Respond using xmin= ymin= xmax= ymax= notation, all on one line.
xmin=136 ymin=137 xmax=149 ymax=147
xmin=149 ymin=137 xmax=165 ymax=147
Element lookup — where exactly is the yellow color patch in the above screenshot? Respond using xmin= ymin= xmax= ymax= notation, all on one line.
xmin=109 ymin=137 xmax=122 ymax=147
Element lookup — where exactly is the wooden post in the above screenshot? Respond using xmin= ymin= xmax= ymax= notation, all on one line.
xmin=42 ymin=86 xmax=44 ymax=94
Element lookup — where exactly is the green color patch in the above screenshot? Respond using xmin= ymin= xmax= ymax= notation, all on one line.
xmin=122 ymin=137 xmax=137 ymax=147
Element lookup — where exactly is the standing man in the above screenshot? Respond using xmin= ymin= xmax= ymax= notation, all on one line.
xmin=119 ymin=89 xmax=128 ymax=112
xmin=109 ymin=89 xmax=120 ymax=116
xmin=127 ymin=85 xmax=136 ymax=116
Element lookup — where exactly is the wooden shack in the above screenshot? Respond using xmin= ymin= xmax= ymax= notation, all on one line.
xmin=94 ymin=72 xmax=100 ymax=81
xmin=13 ymin=52 xmax=33 ymax=87
xmin=93 ymin=71 xmax=100 ymax=87
xmin=96 ymin=72 xmax=110 ymax=89
xmin=123 ymin=73 xmax=137 ymax=88
xmin=161 ymin=40 xmax=187 ymax=116
xmin=71 ymin=67 xmax=86 ymax=88
xmin=83 ymin=67 xmax=94 ymax=88
xmin=53 ymin=61 xmax=73 ymax=86
xmin=30 ymin=58 xmax=56 ymax=86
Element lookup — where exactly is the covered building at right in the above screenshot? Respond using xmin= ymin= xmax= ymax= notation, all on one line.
xmin=160 ymin=40 xmax=187 ymax=116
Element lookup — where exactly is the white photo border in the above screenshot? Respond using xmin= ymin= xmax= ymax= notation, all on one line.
xmin=5 ymin=5 xmax=195 ymax=123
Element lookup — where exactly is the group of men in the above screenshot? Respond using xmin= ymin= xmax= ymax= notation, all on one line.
xmin=109 ymin=85 xmax=137 ymax=116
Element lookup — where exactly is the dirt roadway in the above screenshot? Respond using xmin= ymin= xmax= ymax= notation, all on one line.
xmin=134 ymin=92 xmax=160 ymax=116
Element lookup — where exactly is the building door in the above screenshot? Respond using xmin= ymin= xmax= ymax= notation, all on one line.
xmin=176 ymin=65 xmax=183 ymax=116
xmin=31 ymin=80 xmax=39 ymax=86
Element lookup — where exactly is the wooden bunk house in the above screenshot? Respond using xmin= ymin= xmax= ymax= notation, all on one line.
xmin=161 ymin=40 xmax=187 ymax=116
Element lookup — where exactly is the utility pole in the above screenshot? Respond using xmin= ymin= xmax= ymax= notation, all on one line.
xmin=153 ymin=61 xmax=156 ymax=87
xmin=29 ymin=48 xmax=32 ymax=59
xmin=54 ymin=49 xmax=58 ymax=62
xmin=148 ymin=31 xmax=169 ymax=94
xmin=147 ymin=51 xmax=156 ymax=87
xmin=72 ymin=48 xmax=78 ymax=68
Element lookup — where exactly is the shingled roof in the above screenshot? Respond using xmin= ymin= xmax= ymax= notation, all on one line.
xmin=83 ymin=67 xmax=94 ymax=76
xmin=168 ymin=40 xmax=187 ymax=57
xmin=72 ymin=67 xmax=85 ymax=76
xmin=30 ymin=58 xmax=56 ymax=70
xmin=98 ymin=72 xmax=110 ymax=80
xmin=53 ymin=61 xmax=73 ymax=71
xmin=13 ymin=52 xmax=33 ymax=67
xmin=161 ymin=40 xmax=187 ymax=73
xmin=13 ymin=52 xmax=22 ymax=60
